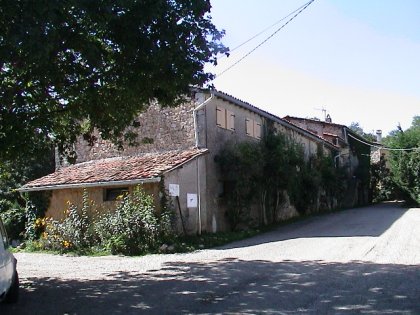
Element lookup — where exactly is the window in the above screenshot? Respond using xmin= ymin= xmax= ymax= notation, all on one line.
xmin=216 ymin=107 xmax=226 ymax=128
xmin=246 ymin=118 xmax=262 ymax=139
xmin=227 ymin=110 xmax=235 ymax=131
xmin=245 ymin=118 xmax=253 ymax=136
xmin=104 ymin=187 xmax=129 ymax=201
xmin=253 ymin=120 xmax=261 ymax=139
xmin=216 ymin=107 xmax=235 ymax=131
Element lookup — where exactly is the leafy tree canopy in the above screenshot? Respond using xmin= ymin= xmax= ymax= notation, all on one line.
xmin=0 ymin=0 xmax=227 ymax=161
xmin=349 ymin=122 xmax=377 ymax=142
xmin=384 ymin=116 xmax=420 ymax=205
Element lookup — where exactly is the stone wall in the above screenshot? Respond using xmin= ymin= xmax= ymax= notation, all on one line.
xmin=74 ymin=100 xmax=197 ymax=164
xmin=285 ymin=118 xmax=346 ymax=141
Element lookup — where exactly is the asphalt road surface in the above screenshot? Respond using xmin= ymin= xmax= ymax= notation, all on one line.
xmin=2 ymin=202 xmax=419 ymax=314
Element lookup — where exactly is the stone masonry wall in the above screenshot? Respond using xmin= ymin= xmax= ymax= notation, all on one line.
xmin=75 ymin=100 xmax=197 ymax=163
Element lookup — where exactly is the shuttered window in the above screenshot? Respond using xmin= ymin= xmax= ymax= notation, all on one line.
xmin=217 ymin=107 xmax=235 ymax=131
xmin=245 ymin=118 xmax=253 ymax=136
xmin=254 ymin=121 xmax=261 ymax=139
xmin=216 ymin=107 xmax=226 ymax=128
xmin=246 ymin=118 xmax=262 ymax=139
xmin=227 ymin=110 xmax=235 ymax=131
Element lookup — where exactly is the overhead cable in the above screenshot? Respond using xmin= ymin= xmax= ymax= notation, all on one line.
xmin=215 ymin=0 xmax=316 ymax=79
xmin=220 ymin=1 xmax=312 ymax=58
xmin=347 ymin=133 xmax=420 ymax=152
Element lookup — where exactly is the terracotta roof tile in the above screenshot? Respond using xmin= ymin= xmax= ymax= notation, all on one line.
xmin=22 ymin=148 xmax=208 ymax=190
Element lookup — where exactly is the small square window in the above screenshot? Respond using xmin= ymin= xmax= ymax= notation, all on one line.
xmin=104 ymin=187 xmax=129 ymax=201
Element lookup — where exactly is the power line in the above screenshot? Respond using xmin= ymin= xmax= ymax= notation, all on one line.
xmin=347 ymin=133 xmax=420 ymax=152
xmin=220 ymin=1 xmax=312 ymax=58
xmin=215 ymin=0 xmax=316 ymax=79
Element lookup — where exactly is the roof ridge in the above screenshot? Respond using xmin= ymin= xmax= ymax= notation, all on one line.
xmin=70 ymin=147 xmax=207 ymax=167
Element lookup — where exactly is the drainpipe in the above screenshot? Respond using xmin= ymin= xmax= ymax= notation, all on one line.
xmin=196 ymin=156 xmax=202 ymax=235
xmin=193 ymin=92 xmax=213 ymax=147
xmin=193 ymin=91 xmax=213 ymax=235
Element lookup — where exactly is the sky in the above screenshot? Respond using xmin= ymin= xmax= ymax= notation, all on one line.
xmin=205 ymin=0 xmax=420 ymax=136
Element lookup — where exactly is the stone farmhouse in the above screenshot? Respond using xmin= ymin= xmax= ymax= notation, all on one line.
xmin=283 ymin=115 xmax=372 ymax=206
xmin=20 ymin=89 xmax=370 ymax=234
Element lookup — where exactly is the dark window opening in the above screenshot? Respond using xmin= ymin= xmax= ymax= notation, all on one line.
xmin=219 ymin=180 xmax=235 ymax=198
xmin=104 ymin=187 xmax=129 ymax=201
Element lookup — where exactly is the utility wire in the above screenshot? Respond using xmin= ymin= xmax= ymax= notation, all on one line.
xmin=220 ymin=1 xmax=312 ymax=58
xmin=215 ymin=0 xmax=316 ymax=79
xmin=347 ymin=133 xmax=420 ymax=152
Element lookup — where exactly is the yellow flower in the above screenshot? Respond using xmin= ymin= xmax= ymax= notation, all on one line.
xmin=62 ymin=240 xmax=72 ymax=249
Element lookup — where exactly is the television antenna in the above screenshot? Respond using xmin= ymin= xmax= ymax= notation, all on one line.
xmin=314 ymin=107 xmax=328 ymax=121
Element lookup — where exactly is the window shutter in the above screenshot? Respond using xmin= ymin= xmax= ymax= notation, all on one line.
xmin=216 ymin=107 xmax=226 ymax=128
xmin=227 ymin=110 xmax=235 ymax=131
xmin=246 ymin=118 xmax=253 ymax=136
xmin=254 ymin=121 xmax=262 ymax=139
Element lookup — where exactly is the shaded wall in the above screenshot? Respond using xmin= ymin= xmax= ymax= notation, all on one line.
xmin=164 ymin=155 xmax=207 ymax=235
xmin=199 ymin=96 xmax=336 ymax=232
xmin=46 ymin=183 xmax=159 ymax=221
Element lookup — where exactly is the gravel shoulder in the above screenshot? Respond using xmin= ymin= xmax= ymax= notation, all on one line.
xmin=2 ymin=203 xmax=420 ymax=314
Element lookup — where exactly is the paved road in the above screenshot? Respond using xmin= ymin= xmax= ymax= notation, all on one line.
xmin=2 ymin=202 xmax=420 ymax=314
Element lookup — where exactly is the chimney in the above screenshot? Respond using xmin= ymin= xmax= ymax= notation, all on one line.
xmin=376 ymin=130 xmax=382 ymax=143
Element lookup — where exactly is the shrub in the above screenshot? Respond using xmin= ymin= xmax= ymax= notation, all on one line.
xmin=40 ymin=190 xmax=96 ymax=253
xmin=1 ymin=205 xmax=26 ymax=241
xmin=94 ymin=186 xmax=174 ymax=255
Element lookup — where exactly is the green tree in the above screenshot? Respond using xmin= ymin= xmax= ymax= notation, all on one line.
xmin=0 ymin=146 xmax=54 ymax=240
xmin=349 ymin=122 xmax=377 ymax=142
xmin=370 ymin=153 xmax=396 ymax=203
xmin=0 ymin=0 xmax=227 ymax=161
xmin=385 ymin=116 xmax=420 ymax=205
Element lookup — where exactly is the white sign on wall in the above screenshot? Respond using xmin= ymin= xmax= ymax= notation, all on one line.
xmin=187 ymin=193 xmax=198 ymax=208
xmin=168 ymin=184 xmax=180 ymax=197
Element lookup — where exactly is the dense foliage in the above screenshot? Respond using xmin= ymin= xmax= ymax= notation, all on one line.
xmin=32 ymin=186 xmax=174 ymax=255
xmin=216 ymin=131 xmax=346 ymax=229
xmin=95 ymin=186 xmax=173 ymax=255
xmin=349 ymin=122 xmax=377 ymax=142
xmin=384 ymin=117 xmax=420 ymax=205
xmin=0 ymin=0 xmax=227 ymax=161
xmin=370 ymin=154 xmax=396 ymax=203
xmin=0 ymin=147 xmax=54 ymax=240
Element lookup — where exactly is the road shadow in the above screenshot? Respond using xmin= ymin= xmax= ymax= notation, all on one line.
xmin=219 ymin=202 xmax=410 ymax=250
xmin=1 ymin=258 xmax=419 ymax=314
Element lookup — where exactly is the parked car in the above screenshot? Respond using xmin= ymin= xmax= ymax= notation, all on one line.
xmin=0 ymin=217 xmax=19 ymax=303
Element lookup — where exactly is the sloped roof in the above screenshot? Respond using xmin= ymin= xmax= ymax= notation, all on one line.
xmin=283 ymin=115 xmax=347 ymax=129
xmin=20 ymin=148 xmax=208 ymax=192
xmin=211 ymin=90 xmax=338 ymax=150
xmin=283 ymin=115 xmax=376 ymax=146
